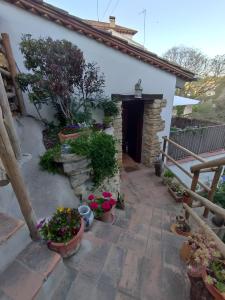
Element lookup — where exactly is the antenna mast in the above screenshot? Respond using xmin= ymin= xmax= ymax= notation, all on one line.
xmin=140 ymin=9 xmax=147 ymax=47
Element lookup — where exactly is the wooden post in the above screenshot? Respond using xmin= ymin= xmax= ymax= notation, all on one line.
xmin=0 ymin=106 xmax=39 ymax=240
xmin=184 ymin=203 xmax=225 ymax=258
xmin=186 ymin=170 xmax=200 ymax=220
xmin=1 ymin=33 xmax=26 ymax=115
xmin=203 ymin=166 xmax=223 ymax=218
xmin=162 ymin=136 xmax=167 ymax=163
xmin=0 ymin=73 xmax=21 ymax=159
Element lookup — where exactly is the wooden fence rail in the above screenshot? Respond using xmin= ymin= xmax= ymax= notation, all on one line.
xmin=169 ymin=124 xmax=225 ymax=160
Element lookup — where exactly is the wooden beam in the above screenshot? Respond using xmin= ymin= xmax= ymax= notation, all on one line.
xmin=161 ymin=151 xmax=211 ymax=192
xmin=185 ymin=189 xmax=225 ymax=219
xmin=203 ymin=166 xmax=223 ymax=218
xmin=0 ymin=67 xmax=11 ymax=78
xmin=186 ymin=170 xmax=200 ymax=220
xmin=191 ymin=156 xmax=225 ymax=173
xmin=0 ymin=158 xmax=9 ymax=186
xmin=0 ymin=73 xmax=21 ymax=160
xmin=1 ymin=33 xmax=26 ymax=115
xmin=0 ymin=106 xmax=39 ymax=240
xmin=183 ymin=203 xmax=225 ymax=258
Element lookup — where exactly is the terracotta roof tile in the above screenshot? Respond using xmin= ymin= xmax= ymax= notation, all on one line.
xmin=4 ymin=0 xmax=195 ymax=81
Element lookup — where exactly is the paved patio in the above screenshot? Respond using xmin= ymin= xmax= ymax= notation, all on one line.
xmin=62 ymin=166 xmax=190 ymax=300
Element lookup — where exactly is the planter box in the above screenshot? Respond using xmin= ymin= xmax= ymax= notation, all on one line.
xmin=168 ymin=186 xmax=183 ymax=203
xmin=58 ymin=131 xmax=80 ymax=143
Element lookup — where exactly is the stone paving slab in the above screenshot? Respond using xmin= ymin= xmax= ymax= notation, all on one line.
xmin=64 ymin=166 xmax=189 ymax=300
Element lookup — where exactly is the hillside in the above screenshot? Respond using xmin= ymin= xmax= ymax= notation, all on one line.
xmin=179 ymin=76 xmax=225 ymax=123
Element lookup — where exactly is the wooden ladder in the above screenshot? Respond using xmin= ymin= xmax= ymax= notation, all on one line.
xmin=0 ymin=33 xmax=25 ymax=115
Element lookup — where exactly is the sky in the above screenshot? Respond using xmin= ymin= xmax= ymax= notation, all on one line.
xmin=45 ymin=0 xmax=225 ymax=58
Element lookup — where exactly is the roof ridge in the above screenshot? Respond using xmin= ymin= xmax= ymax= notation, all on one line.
xmin=4 ymin=0 xmax=195 ymax=80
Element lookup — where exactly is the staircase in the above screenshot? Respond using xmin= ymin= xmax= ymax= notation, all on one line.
xmin=0 ymin=212 xmax=75 ymax=300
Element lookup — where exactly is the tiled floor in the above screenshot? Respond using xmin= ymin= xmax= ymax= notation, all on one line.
xmin=65 ymin=165 xmax=190 ymax=300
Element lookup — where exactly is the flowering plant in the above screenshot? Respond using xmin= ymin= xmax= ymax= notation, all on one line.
xmin=37 ymin=207 xmax=81 ymax=243
xmin=205 ymin=259 xmax=225 ymax=293
xmin=186 ymin=231 xmax=221 ymax=271
xmin=87 ymin=192 xmax=116 ymax=219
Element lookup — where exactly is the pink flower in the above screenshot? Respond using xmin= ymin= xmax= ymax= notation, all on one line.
xmin=102 ymin=192 xmax=112 ymax=198
xmin=88 ymin=194 xmax=95 ymax=200
xmin=109 ymin=198 xmax=116 ymax=207
xmin=102 ymin=201 xmax=111 ymax=212
xmin=89 ymin=201 xmax=98 ymax=210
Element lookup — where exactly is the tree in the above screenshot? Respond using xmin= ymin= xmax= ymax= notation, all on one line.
xmin=163 ymin=46 xmax=209 ymax=76
xmin=210 ymin=55 xmax=225 ymax=77
xmin=17 ymin=35 xmax=105 ymax=125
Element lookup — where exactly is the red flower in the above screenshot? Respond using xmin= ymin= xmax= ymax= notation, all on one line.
xmin=101 ymin=201 xmax=111 ymax=212
xmin=102 ymin=192 xmax=112 ymax=198
xmin=109 ymin=198 xmax=116 ymax=207
xmin=89 ymin=201 xmax=98 ymax=210
xmin=88 ymin=194 xmax=95 ymax=200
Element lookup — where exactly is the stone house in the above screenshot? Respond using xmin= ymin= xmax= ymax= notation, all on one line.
xmin=0 ymin=0 xmax=195 ymax=167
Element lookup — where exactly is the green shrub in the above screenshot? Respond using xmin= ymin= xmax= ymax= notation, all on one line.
xmin=163 ymin=169 xmax=175 ymax=178
xmin=39 ymin=144 xmax=61 ymax=173
xmin=98 ymin=99 xmax=119 ymax=117
xmin=67 ymin=132 xmax=118 ymax=186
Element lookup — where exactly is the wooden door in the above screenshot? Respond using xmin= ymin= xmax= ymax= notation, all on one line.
xmin=122 ymin=100 xmax=144 ymax=163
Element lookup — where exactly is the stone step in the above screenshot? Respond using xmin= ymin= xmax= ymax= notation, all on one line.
xmin=0 ymin=241 xmax=65 ymax=300
xmin=0 ymin=212 xmax=30 ymax=272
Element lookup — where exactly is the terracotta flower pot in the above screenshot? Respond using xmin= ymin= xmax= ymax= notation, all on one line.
xmin=99 ymin=210 xmax=114 ymax=223
xmin=58 ymin=131 xmax=80 ymax=143
xmin=203 ymin=269 xmax=225 ymax=300
xmin=48 ymin=218 xmax=84 ymax=258
xmin=180 ymin=242 xmax=192 ymax=262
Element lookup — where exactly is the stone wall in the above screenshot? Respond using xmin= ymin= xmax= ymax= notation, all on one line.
xmin=142 ymin=99 xmax=167 ymax=166
xmin=113 ymin=101 xmax=123 ymax=167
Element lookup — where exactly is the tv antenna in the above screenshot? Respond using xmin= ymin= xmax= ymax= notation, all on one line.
xmin=139 ymin=9 xmax=147 ymax=47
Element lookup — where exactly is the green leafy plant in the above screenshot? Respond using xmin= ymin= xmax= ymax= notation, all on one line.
xmin=98 ymin=99 xmax=119 ymax=117
xmin=67 ymin=132 xmax=118 ymax=186
xmin=206 ymin=259 xmax=225 ymax=293
xmin=163 ymin=169 xmax=175 ymax=178
xmin=87 ymin=192 xmax=116 ymax=219
xmin=39 ymin=144 xmax=61 ymax=173
xmin=37 ymin=207 xmax=81 ymax=243
xmin=116 ymin=193 xmax=125 ymax=210
xmin=17 ymin=35 xmax=105 ymax=125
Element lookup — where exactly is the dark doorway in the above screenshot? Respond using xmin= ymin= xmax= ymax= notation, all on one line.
xmin=122 ymin=100 xmax=144 ymax=163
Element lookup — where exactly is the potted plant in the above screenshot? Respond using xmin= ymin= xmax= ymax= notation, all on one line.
xmin=37 ymin=207 xmax=84 ymax=258
xmin=168 ymin=181 xmax=184 ymax=202
xmin=87 ymin=192 xmax=116 ymax=223
xmin=173 ymin=215 xmax=191 ymax=236
xmin=162 ymin=169 xmax=174 ymax=185
xmin=58 ymin=124 xmax=81 ymax=143
xmin=203 ymin=259 xmax=225 ymax=299
xmin=97 ymin=99 xmax=119 ymax=129
xmin=116 ymin=192 xmax=125 ymax=210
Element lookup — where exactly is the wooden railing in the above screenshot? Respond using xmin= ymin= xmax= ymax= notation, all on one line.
xmin=162 ymin=136 xmax=225 ymax=257
xmin=162 ymin=136 xmax=224 ymax=217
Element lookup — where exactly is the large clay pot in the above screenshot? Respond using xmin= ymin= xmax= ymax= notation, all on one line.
xmin=188 ymin=267 xmax=214 ymax=300
xmin=203 ymin=268 xmax=225 ymax=300
xmin=99 ymin=210 xmax=114 ymax=223
xmin=58 ymin=131 xmax=80 ymax=143
xmin=48 ymin=218 xmax=84 ymax=258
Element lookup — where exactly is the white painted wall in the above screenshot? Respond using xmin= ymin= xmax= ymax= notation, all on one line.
xmin=0 ymin=1 xmax=177 ymax=141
